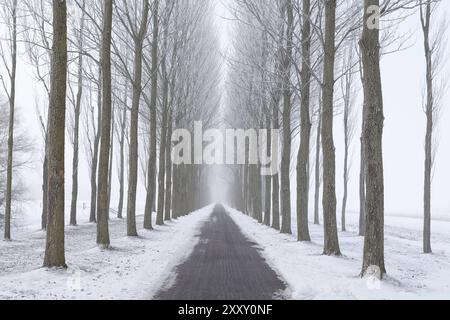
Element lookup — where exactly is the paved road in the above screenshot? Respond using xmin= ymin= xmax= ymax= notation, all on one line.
xmin=155 ymin=204 xmax=287 ymax=300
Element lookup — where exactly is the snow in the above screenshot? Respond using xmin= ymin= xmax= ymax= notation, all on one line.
xmin=225 ymin=205 xmax=450 ymax=300
xmin=0 ymin=204 xmax=214 ymax=300
xmin=2 ymin=200 xmax=449 ymax=300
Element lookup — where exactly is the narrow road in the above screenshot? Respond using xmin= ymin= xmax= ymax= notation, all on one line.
xmin=155 ymin=204 xmax=287 ymax=300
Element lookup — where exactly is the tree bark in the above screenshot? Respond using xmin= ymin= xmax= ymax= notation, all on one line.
xmin=420 ymin=0 xmax=433 ymax=254
xmin=89 ymin=76 xmax=102 ymax=223
xmin=321 ymin=0 xmax=340 ymax=256
xmin=360 ymin=0 xmax=386 ymax=277
xmin=280 ymin=0 xmax=293 ymax=235
xmin=358 ymin=57 xmax=366 ymax=237
xmin=253 ymin=163 xmax=263 ymax=223
xmin=128 ymin=0 xmax=150 ymax=235
xmin=117 ymin=96 xmax=127 ymax=219
xmin=41 ymin=155 xmax=48 ymax=229
xmin=3 ymin=0 xmax=17 ymax=241
xmin=272 ymin=93 xmax=281 ymax=230
xmin=144 ymin=0 xmax=159 ymax=229
xmin=156 ymin=26 xmax=169 ymax=226
xmin=107 ymin=107 xmax=114 ymax=220
xmin=296 ymin=0 xmax=312 ymax=242
xmin=70 ymin=3 xmax=85 ymax=227
xmin=172 ymin=163 xmax=180 ymax=218
xmin=264 ymin=115 xmax=271 ymax=226
xmin=341 ymin=126 xmax=349 ymax=232
xmin=96 ymin=0 xmax=113 ymax=248
xmin=43 ymin=0 xmax=67 ymax=268
xmin=164 ymin=112 xmax=173 ymax=221
xmin=314 ymin=110 xmax=321 ymax=225
xmin=359 ymin=135 xmax=366 ymax=236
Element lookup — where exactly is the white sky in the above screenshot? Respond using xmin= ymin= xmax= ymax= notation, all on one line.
xmin=8 ymin=1 xmax=450 ymax=221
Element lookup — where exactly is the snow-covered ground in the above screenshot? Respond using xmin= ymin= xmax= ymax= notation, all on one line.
xmin=2 ymin=200 xmax=449 ymax=300
xmin=226 ymin=205 xmax=450 ymax=300
xmin=0 ymin=204 xmax=214 ymax=300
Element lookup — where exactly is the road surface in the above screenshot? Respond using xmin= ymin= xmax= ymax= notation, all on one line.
xmin=155 ymin=204 xmax=287 ymax=300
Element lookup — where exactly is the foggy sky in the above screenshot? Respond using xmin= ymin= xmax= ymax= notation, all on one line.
xmin=10 ymin=0 xmax=450 ymax=221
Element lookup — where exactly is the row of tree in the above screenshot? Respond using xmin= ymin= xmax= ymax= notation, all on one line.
xmin=0 ymin=0 xmax=221 ymax=267
xmin=226 ymin=0 xmax=446 ymax=278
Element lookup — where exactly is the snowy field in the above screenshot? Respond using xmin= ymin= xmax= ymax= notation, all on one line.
xmin=226 ymin=206 xmax=450 ymax=300
xmin=1 ymin=201 xmax=449 ymax=300
xmin=0 ymin=204 xmax=214 ymax=300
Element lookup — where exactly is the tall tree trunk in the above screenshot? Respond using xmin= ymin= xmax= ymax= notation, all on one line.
xmin=260 ymin=28 xmax=271 ymax=227
xmin=44 ymin=0 xmax=67 ymax=268
xmin=341 ymin=51 xmax=354 ymax=233
xmin=341 ymin=136 xmax=349 ymax=233
xmin=341 ymin=89 xmax=350 ymax=232
xmin=248 ymin=162 xmax=254 ymax=217
xmin=172 ymin=163 xmax=180 ymax=218
xmin=421 ymin=0 xmax=433 ymax=254
xmin=359 ymin=135 xmax=366 ymax=236
xmin=41 ymin=155 xmax=48 ymax=229
xmin=243 ymin=163 xmax=249 ymax=215
xmin=341 ymin=131 xmax=349 ymax=232
xmin=156 ymin=44 xmax=169 ymax=225
xmin=96 ymin=0 xmax=113 ymax=248
xmin=280 ymin=0 xmax=293 ymax=235
xmin=314 ymin=109 xmax=321 ymax=225
xmin=156 ymin=102 xmax=168 ymax=225
xmin=3 ymin=0 xmax=17 ymax=241
xmin=89 ymin=77 xmax=102 ymax=223
xmin=70 ymin=3 xmax=85 ymax=227
xmin=117 ymin=101 xmax=127 ymax=219
xmin=264 ymin=116 xmax=271 ymax=226
xmin=164 ymin=112 xmax=173 ymax=221
xmin=127 ymin=59 xmax=139 ymax=235
xmin=272 ymin=93 xmax=280 ymax=230
xmin=144 ymin=0 xmax=159 ymax=229
xmin=128 ymin=0 xmax=150 ymax=235
xmin=321 ymin=0 xmax=340 ymax=256
xmin=172 ymin=113 xmax=181 ymax=219
xmin=253 ymin=163 xmax=262 ymax=223
xmin=296 ymin=0 xmax=312 ymax=242
xmin=107 ymin=106 xmax=114 ymax=220
xmin=358 ymin=59 xmax=366 ymax=237
xmin=360 ymin=0 xmax=386 ymax=277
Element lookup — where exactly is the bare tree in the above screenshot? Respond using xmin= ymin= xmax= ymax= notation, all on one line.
xmin=313 ymin=100 xmax=322 ymax=225
xmin=114 ymin=81 xmax=128 ymax=219
xmin=115 ymin=0 xmax=150 ymax=235
xmin=358 ymin=54 xmax=366 ymax=236
xmin=164 ymin=110 xmax=173 ymax=220
xmin=67 ymin=0 xmax=86 ymax=226
xmin=107 ymin=98 xmax=115 ymax=219
xmin=43 ymin=0 xmax=67 ymax=268
xmin=321 ymin=0 xmax=340 ymax=256
xmin=360 ymin=0 xmax=386 ymax=277
xmin=0 ymin=0 xmax=17 ymax=240
xmin=296 ymin=0 xmax=312 ymax=242
xmin=280 ymin=0 xmax=293 ymax=235
xmin=88 ymin=70 xmax=101 ymax=223
xmin=96 ymin=0 xmax=113 ymax=248
xmin=156 ymin=0 xmax=175 ymax=226
xmin=22 ymin=0 xmax=52 ymax=230
xmin=144 ymin=0 xmax=159 ymax=229
xmin=82 ymin=65 xmax=102 ymax=224
xmin=340 ymin=44 xmax=357 ymax=232
xmin=73 ymin=0 xmax=103 ymax=224
xmin=419 ymin=0 xmax=446 ymax=254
